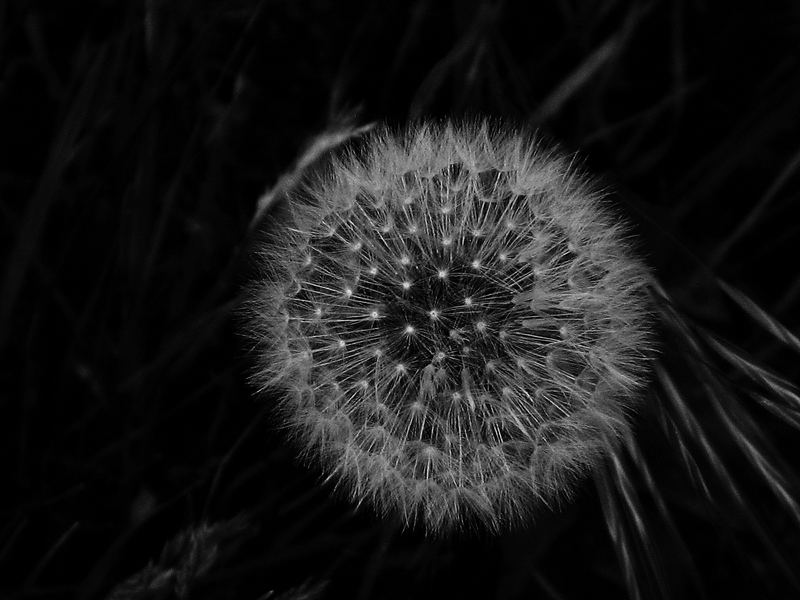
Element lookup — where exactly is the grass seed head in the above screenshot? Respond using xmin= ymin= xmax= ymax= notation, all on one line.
xmin=245 ymin=120 xmax=655 ymax=534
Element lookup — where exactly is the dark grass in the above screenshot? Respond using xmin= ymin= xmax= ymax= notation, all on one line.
xmin=2 ymin=1 xmax=800 ymax=599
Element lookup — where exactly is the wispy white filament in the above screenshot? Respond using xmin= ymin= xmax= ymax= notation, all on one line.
xmin=245 ymin=121 xmax=654 ymax=533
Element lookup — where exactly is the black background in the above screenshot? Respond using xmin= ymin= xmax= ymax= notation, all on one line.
xmin=3 ymin=1 xmax=800 ymax=599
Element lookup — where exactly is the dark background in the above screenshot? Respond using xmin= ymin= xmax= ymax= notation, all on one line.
xmin=2 ymin=1 xmax=800 ymax=599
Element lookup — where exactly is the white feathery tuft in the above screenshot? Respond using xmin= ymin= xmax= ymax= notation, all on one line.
xmin=244 ymin=120 xmax=656 ymax=533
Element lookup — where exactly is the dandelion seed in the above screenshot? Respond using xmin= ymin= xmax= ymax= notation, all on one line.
xmin=245 ymin=121 xmax=655 ymax=533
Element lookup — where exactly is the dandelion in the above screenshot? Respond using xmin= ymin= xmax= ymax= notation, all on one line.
xmin=244 ymin=121 xmax=655 ymax=534
xmin=245 ymin=120 xmax=800 ymax=598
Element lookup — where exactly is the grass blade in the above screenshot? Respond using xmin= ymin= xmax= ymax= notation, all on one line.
xmin=716 ymin=279 xmax=800 ymax=355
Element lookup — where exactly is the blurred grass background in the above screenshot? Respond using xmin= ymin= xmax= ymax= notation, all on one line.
xmin=2 ymin=1 xmax=800 ymax=599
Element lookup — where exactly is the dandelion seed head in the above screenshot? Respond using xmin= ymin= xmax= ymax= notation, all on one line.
xmin=246 ymin=121 xmax=655 ymax=534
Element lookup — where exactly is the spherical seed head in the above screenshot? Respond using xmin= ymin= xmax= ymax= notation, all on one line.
xmin=245 ymin=121 xmax=655 ymax=534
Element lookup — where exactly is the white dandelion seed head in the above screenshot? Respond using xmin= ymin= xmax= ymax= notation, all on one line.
xmin=245 ymin=121 xmax=655 ymax=534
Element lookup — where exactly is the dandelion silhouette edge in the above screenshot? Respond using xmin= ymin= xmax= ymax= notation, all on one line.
xmin=244 ymin=121 xmax=655 ymax=534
